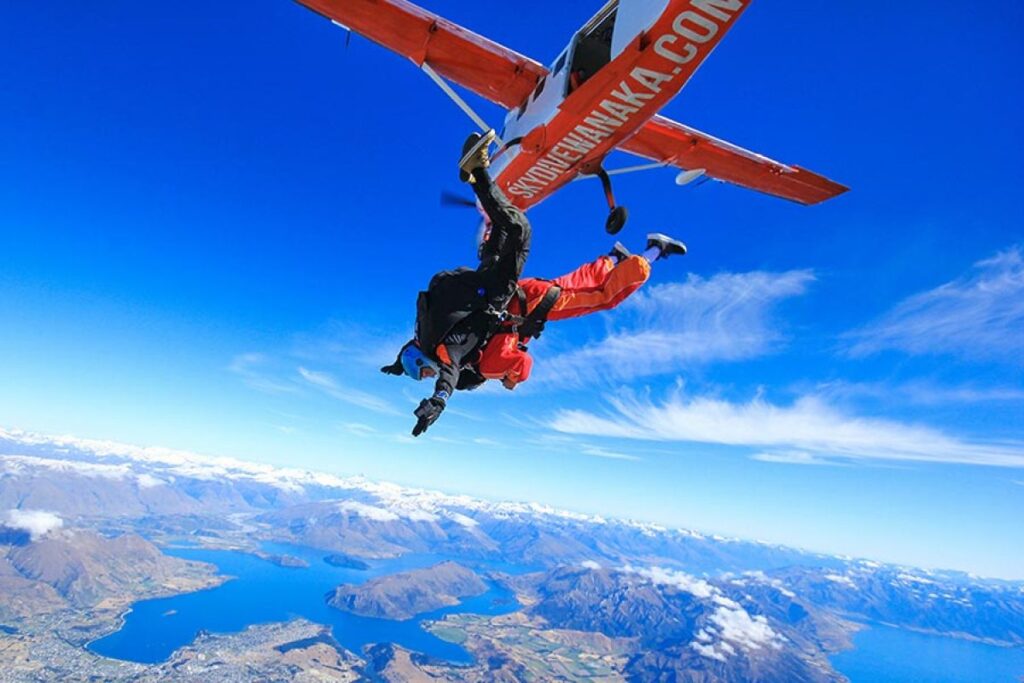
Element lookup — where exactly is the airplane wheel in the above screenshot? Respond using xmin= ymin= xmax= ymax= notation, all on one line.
xmin=606 ymin=206 xmax=628 ymax=235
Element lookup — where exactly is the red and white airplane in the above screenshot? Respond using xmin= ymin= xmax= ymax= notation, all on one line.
xmin=298 ymin=0 xmax=848 ymax=233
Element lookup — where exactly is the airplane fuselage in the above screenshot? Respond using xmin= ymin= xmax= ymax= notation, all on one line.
xmin=493 ymin=0 xmax=750 ymax=209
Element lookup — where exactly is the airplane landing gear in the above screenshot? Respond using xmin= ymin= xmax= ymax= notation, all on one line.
xmin=594 ymin=167 xmax=627 ymax=235
xmin=606 ymin=206 xmax=628 ymax=235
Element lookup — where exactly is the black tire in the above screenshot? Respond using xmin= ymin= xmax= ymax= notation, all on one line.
xmin=606 ymin=206 xmax=628 ymax=234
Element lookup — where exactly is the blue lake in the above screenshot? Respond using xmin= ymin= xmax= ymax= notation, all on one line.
xmin=831 ymin=623 xmax=1024 ymax=683
xmin=88 ymin=543 xmax=522 ymax=664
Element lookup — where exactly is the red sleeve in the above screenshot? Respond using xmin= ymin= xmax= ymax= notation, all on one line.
xmin=478 ymin=333 xmax=532 ymax=383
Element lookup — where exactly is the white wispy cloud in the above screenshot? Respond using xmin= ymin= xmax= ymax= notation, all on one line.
xmin=550 ymin=391 xmax=1024 ymax=468
xmin=625 ymin=564 xmax=783 ymax=661
xmin=624 ymin=564 xmax=717 ymax=598
xmin=814 ymin=380 xmax=1024 ymax=406
xmin=5 ymin=509 xmax=64 ymax=540
xmin=230 ymin=324 xmax=413 ymax=409
xmin=846 ymin=246 xmax=1024 ymax=362
xmin=228 ymin=353 xmax=299 ymax=394
xmin=750 ymin=450 xmax=844 ymax=466
xmin=535 ymin=269 xmax=814 ymax=386
xmin=580 ymin=445 xmax=642 ymax=462
xmin=297 ymin=366 xmax=398 ymax=415
xmin=341 ymin=422 xmax=377 ymax=437
xmin=291 ymin=322 xmax=413 ymax=370
xmin=691 ymin=641 xmax=728 ymax=662
xmin=707 ymin=603 xmax=780 ymax=650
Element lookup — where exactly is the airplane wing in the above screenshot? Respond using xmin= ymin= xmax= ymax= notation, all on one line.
xmin=296 ymin=0 xmax=547 ymax=109
xmin=619 ymin=115 xmax=848 ymax=205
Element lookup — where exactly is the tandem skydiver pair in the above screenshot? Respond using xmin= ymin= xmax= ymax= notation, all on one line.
xmin=381 ymin=131 xmax=688 ymax=437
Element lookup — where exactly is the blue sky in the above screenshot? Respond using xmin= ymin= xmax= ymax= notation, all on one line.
xmin=1 ymin=0 xmax=1022 ymax=578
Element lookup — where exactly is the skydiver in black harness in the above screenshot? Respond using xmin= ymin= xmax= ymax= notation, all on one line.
xmin=381 ymin=130 xmax=532 ymax=436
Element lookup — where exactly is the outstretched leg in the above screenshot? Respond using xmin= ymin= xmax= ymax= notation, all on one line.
xmin=538 ymin=233 xmax=687 ymax=321
xmin=543 ymin=255 xmax=651 ymax=322
xmin=551 ymin=255 xmax=616 ymax=293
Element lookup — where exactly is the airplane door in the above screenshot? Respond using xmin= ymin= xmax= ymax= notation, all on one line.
xmin=611 ymin=0 xmax=670 ymax=58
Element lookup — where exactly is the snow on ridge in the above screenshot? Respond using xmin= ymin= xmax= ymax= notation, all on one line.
xmin=446 ymin=512 xmax=479 ymax=528
xmin=731 ymin=570 xmax=797 ymax=598
xmin=2 ymin=428 xmax=686 ymax=535
xmin=824 ymin=573 xmax=857 ymax=588
xmin=0 ymin=428 xmax=856 ymax=563
xmin=335 ymin=501 xmax=400 ymax=522
xmin=1 ymin=454 xmax=166 ymax=490
xmin=896 ymin=572 xmax=936 ymax=585
xmin=0 ymin=428 xmax=364 ymax=495
xmin=401 ymin=508 xmax=441 ymax=523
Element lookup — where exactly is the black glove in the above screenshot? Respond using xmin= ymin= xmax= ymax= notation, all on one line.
xmin=381 ymin=360 xmax=405 ymax=376
xmin=412 ymin=393 xmax=447 ymax=437
xmin=381 ymin=343 xmax=414 ymax=376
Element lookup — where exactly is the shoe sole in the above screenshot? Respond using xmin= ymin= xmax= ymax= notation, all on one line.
xmin=646 ymin=232 xmax=688 ymax=256
xmin=459 ymin=129 xmax=496 ymax=182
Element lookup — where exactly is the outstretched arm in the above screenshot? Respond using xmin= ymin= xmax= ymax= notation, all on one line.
xmin=412 ymin=325 xmax=485 ymax=437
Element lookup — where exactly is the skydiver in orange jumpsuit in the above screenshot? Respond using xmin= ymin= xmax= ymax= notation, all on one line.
xmin=474 ymin=233 xmax=688 ymax=389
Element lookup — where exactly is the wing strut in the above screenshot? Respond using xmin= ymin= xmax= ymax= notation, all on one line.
xmin=420 ymin=63 xmax=505 ymax=146
xmin=570 ymin=161 xmax=670 ymax=181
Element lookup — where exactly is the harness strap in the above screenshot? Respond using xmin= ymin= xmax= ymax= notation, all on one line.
xmin=518 ymin=284 xmax=562 ymax=341
xmin=516 ymin=287 xmax=528 ymax=322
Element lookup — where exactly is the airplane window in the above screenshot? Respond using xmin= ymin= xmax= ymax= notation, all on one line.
xmin=567 ymin=8 xmax=617 ymax=94
xmin=554 ymin=53 xmax=566 ymax=74
xmin=533 ymin=77 xmax=546 ymax=101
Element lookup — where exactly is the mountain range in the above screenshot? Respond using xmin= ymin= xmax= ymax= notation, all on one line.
xmin=1 ymin=427 xmax=1022 ymax=681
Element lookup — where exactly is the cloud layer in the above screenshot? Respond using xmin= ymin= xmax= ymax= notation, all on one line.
xmin=550 ymin=391 xmax=1024 ymax=468
xmin=625 ymin=565 xmax=783 ymax=662
xmin=5 ymin=509 xmax=64 ymax=540
xmin=846 ymin=246 xmax=1024 ymax=362
xmin=535 ymin=269 xmax=814 ymax=386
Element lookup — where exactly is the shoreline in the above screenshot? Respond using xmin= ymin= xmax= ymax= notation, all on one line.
xmin=84 ymin=544 xmax=519 ymax=668
xmin=84 ymin=566 xmax=233 ymax=660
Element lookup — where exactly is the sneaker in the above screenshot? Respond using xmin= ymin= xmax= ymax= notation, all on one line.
xmin=459 ymin=129 xmax=496 ymax=183
xmin=609 ymin=241 xmax=632 ymax=262
xmin=646 ymin=233 xmax=688 ymax=258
